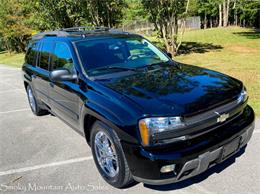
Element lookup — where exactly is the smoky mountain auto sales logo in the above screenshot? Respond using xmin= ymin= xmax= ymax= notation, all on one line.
xmin=0 ymin=182 xmax=109 ymax=192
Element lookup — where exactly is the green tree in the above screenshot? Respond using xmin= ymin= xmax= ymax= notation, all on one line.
xmin=27 ymin=0 xmax=126 ymax=30
xmin=122 ymin=0 xmax=146 ymax=25
xmin=235 ymin=0 xmax=260 ymax=27
xmin=197 ymin=0 xmax=219 ymax=28
xmin=141 ymin=0 xmax=190 ymax=55
xmin=87 ymin=0 xmax=127 ymax=27
xmin=24 ymin=0 xmax=88 ymax=30
xmin=0 ymin=0 xmax=32 ymax=52
xmin=193 ymin=0 xmax=260 ymax=28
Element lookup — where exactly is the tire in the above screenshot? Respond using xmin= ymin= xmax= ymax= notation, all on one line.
xmin=90 ymin=121 xmax=134 ymax=188
xmin=26 ymin=85 xmax=48 ymax=116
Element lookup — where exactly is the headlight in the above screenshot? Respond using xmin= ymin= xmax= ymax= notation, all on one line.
xmin=237 ymin=87 xmax=247 ymax=104
xmin=138 ymin=117 xmax=185 ymax=146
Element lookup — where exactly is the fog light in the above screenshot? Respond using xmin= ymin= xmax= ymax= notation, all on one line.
xmin=160 ymin=164 xmax=176 ymax=173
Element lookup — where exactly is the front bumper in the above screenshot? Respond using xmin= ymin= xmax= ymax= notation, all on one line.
xmin=121 ymin=105 xmax=255 ymax=185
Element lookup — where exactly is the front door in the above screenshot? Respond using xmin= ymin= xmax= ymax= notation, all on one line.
xmin=49 ymin=42 xmax=80 ymax=129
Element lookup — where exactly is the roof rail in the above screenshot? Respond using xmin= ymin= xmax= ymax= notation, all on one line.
xmin=60 ymin=26 xmax=110 ymax=32
xmin=32 ymin=26 xmax=125 ymax=40
xmin=32 ymin=31 xmax=70 ymax=40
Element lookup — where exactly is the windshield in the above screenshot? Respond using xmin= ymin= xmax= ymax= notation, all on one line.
xmin=76 ymin=37 xmax=170 ymax=76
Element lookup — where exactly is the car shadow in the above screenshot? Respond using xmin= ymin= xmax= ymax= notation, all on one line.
xmin=178 ymin=42 xmax=223 ymax=55
xmin=233 ymin=29 xmax=260 ymax=39
xmin=141 ymin=146 xmax=246 ymax=191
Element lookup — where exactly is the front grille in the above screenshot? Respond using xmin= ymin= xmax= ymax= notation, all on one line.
xmin=185 ymin=98 xmax=243 ymax=126
xmin=157 ymin=99 xmax=247 ymax=143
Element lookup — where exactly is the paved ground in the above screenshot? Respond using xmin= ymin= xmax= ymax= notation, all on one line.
xmin=0 ymin=64 xmax=260 ymax=194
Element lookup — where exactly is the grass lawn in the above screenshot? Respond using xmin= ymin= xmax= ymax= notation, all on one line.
xmin=0 ymin=27 xmax=260 ymax=116
xmin=0 ymin=51 xmax=24 ymax=67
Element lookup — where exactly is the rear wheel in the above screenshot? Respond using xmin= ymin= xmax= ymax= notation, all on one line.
xmin=90 ymin=121 xmax=134 ymax=188
xmin=26 ymin=85 xmax=48 ymax=116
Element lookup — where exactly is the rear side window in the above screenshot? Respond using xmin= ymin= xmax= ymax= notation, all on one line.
xmin=52 ymin=42 xmax=74 ymax=73
xmin=38 ymin=41 xmax=54 ymax=70
xmin=25 ymin=42 xmax=39 ymax=66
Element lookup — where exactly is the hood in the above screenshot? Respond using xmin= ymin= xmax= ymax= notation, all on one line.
xmin=97 ymin=63 xmax=243 ymax=116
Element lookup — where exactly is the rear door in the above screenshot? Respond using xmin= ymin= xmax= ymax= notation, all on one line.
xmin=23 ymin=41 xmax=40 ymax=90
xmin=33 ymin=41 xmax=54 ymax=106
xmin=49 ymin=42 xmax=80 ymax=129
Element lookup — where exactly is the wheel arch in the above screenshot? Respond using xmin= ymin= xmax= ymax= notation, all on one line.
xmin=83 ymin=114 xmax=97 ymax=144
xmin=24 ymin=81 xmax=29 ymax=90
xmin=80 ymin=102 xmax=138 ymax=146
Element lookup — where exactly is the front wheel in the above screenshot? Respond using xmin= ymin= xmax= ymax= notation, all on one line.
xmin=90 ymin=121 xmax=134 ymax=188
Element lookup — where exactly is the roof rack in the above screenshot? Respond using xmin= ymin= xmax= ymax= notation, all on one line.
xmin=32 ymin=26 xmax=123 ymax=40
xmin=32 ymin=31 xmax=70 ymax=40
xmin=60 ymin=26 xmax=110 ymax=32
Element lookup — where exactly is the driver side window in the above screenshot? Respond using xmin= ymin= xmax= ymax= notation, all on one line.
xmin=52 ymin=42 xmax=75 ymax=73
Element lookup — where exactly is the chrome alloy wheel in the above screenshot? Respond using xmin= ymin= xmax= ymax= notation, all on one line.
xmin=94 ymin=131 xmax=119 ymax=178
xmin=27 ymin=87 xmax=36 ymax=112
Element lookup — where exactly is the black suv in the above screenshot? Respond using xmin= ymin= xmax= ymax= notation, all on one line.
xmin=22 ymin=27 xmax=255 ymax=188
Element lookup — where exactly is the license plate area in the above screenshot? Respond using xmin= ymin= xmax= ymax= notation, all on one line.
xmin=222 ymin=137 xmax=240 ymax=160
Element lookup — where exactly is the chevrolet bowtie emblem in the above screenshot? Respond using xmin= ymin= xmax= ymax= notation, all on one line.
xmin=215 ymin=112 xmax=229 ymax=123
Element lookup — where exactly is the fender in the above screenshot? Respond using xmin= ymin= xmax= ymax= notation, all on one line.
xmin=79 ymin=97 xmax=140 ymax=145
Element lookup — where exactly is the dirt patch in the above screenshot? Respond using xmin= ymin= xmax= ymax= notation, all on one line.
xmin=226 ymin=45 xmax=258 ymax=53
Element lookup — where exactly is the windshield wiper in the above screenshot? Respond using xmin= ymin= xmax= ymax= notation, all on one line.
xmin=90 ymin=65 xmax=137 ymax=72
xmin=137 ymin=61 xmax=169 ymax=70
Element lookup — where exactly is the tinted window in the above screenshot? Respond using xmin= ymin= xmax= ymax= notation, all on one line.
xmin=25 ymin=42 xmax=39 ymax=66
xmin=38 ymin=41 xmax=54 ymax=70
xmin=52 ymin=43 xmax=74 ymax=73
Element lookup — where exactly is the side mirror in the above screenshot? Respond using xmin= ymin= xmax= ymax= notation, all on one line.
xmin=49 ymin=69 xmax=77 ymax=82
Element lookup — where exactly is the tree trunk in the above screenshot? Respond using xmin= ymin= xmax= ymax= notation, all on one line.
xmin=219 ymin=4 xmax=223 ymax=27
xmin=4 ymin=40 xmax=11 ymax=54
xmin=223 ymin=1 xmax=227 ymax=27
xmin=162 ymin=24 xmax=170 ymax=52
xmin=174 ymin=0 xmax=190 ymax=55
xmin=160 ymin=0 xmax=190 ymax=56
xmin=233 ymin=0 xmax=238 ymax=26
xmin=234 ymin=8 xmax=237 ymax=26
xmin=107 ymin=11 xmax=111 ymax=28
xmin=226 ymin=0 xmax=230 ymax=26
xmin=170 ymin=16 xmax=178 ymax=55
xmin=210 ymin=17 xmax=213 ymax=28
xmin=223 ymin=0 xmax=230 ymax=27
xmin=204 ymin=13 xmax=207 ymax=29
xmin=235 ymin=11 xmax=238 ymax=26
